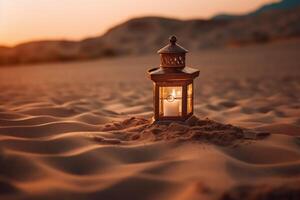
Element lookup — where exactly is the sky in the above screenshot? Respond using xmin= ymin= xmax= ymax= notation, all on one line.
xmin=0 ymin=0 xmax=277 ymax=46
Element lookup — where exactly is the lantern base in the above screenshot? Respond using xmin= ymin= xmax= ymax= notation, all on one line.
xmin=150 ymin=113 xmax=194 ymax=125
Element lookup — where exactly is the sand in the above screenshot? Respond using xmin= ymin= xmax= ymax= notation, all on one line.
xmin=0 ymin=39 xmax=300 ymax=200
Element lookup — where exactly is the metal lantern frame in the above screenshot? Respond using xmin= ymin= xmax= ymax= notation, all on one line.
xmin=148 ymin=36 xmax=200 ymax=122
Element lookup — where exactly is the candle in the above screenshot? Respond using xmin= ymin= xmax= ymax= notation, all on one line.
xmin=163 ymin=99 xmax=180 ymax=116
xmin=163 ymin=89 xmax=180 ymax=116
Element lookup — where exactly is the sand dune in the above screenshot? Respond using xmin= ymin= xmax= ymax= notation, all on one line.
xmin=1 ymin=6 xmax=300 ymax=66
xmin=0 ymin=40 xmax=300 ymax=199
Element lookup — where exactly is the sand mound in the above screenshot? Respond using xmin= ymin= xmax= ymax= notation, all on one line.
xmin=97 ymin=116 xmax=270 ymax=146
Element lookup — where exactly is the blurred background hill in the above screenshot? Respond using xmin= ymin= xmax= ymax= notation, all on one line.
xmin=0 ymin=0 xmax=299 ymax=66
xmin=214 ymin=0 xmax=300 ymax=19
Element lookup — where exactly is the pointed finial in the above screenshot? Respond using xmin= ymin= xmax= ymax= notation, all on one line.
xmin=169 ymin=35 xmax=177 ymax=45
xmin=157 ymin=36 xmax=188 ymax=54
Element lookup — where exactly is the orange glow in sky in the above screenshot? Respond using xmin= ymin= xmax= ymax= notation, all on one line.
xmin=0 ymin=0 xmax=276 ymax=46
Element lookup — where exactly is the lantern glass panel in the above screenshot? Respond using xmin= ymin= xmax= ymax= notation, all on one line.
xmin=187 ymin=83 xmax=193 ymax=114
xmin=159 ymin=86 xmax=182 ymax=117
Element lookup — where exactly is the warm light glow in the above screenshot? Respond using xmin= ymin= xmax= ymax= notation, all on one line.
xmin=187 ymin=83 xmax=193 ymax=114
xmin=172 ymin=89 xmax=176 ymax=98
xmin=160 ymin=86 xmax=182 ymax=116
xmin=0 ymin=0 xmax=277 ymax=46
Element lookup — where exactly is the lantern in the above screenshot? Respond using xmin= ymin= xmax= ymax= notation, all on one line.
xmin=148 ymin=36 xmax=200 ymax=122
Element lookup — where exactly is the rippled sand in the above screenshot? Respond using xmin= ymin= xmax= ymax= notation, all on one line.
xmin=0 ymin=40 xmax=300 ymax=200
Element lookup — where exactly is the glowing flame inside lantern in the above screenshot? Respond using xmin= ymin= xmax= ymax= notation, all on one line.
xmin=167 ymin=89 xmax=176 ymax=102
xmin=164 ymin=88 xmax=180 ymax=116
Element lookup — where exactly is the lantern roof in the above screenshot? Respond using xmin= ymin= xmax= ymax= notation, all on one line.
xmin=157 ymin=36 xmax=188 ymax=54
xmin=148 ymin=67 xmax=199 ymax=82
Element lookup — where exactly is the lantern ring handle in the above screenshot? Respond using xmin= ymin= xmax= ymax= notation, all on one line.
xmin=166 ymin=95 xmax=175 ymax=102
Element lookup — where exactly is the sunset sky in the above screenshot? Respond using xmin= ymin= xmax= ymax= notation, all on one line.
xmin=0 ymin=0 xmax=277 ymax=46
